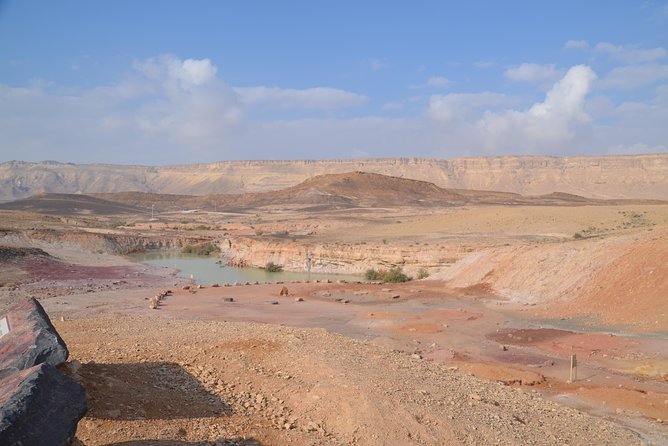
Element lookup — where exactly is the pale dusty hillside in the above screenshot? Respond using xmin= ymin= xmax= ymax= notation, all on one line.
xmin=432 ymin=228 xmax=668 ymax=331
xmin=1 ymin=153 xmax=667 ymax=201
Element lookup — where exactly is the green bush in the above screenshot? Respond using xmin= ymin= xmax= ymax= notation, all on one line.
xmin=573 ymin=232 xmax=583 ymax=239
xmin=265 ymin=262 xmax=283 ymax=272
xmin=365 ymin=267 xmax=411 ymax=283
xmin=181 ymin=243 xmax=218 ymax=256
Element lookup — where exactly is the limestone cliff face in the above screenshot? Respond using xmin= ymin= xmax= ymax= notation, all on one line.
xmin=219 ymin=237 xmax=464 ymax=275
xmin=0 ymin=228 xmax=209 ymax=256
xmin=1 ymin=154 xmax=666 ymax=201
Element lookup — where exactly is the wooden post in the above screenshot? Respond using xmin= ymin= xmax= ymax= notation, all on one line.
xmin=569 ymin=354 xmax=577 ymax=383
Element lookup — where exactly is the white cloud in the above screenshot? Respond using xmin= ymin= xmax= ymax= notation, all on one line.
xmin=427 ymin=92 xmax=518 ymax=123
xmin=474 ymin=65 xmax=597 ymax=152
xmin=234 ymin=86 xmax=368 ymax=110
xmin=133 ymin=54 xmax=218 ymax=91
xmin=427 ymin=76 xmax=452 ymax=88
xmin=565 ymin=40 xmax=589 ymax=49
xmin=504 ymin=63 xmax=561 ymax=83
xmin=598 ymin=64 xmax=668 ymax=89
xmin=594 ymin=42 xmax=667 ymax=63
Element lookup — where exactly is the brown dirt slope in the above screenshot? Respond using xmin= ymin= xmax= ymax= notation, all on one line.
xmin=93 ymin=172 xmax=661 ymax=213
xmin=435 ymin=228 xmax=668 ymax=331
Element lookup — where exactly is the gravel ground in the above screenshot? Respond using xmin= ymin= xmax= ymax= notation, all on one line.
xmin=58 ymin=316 xmax=653 ymax=446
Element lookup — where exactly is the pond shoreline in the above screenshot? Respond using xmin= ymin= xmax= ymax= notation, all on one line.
xmin=130 ymin=251 xmax=363 ymax=285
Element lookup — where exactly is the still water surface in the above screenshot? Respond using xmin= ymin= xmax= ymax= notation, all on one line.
xmin=133 ymin=252 xmax=362 ymax=284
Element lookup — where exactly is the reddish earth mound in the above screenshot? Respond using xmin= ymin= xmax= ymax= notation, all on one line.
xmin=20 ymin=256 xmax=138 ymax=281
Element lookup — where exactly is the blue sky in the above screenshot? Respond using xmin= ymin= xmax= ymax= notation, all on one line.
xmin=1 ymin=1 xmax=667 ymax=164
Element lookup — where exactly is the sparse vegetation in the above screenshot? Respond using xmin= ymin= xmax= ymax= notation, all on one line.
xmin=265 ymin=262 xmax=283 ymax=272
xmin=365 ymin=267 xmax=411 ymax=283
xmin=181 ymin=243 xmax=218 ymax=256
xmin=416 ymin=267 xmax=430 ymax=279
xmin=573 ymin=232 xmax=583 ymax=239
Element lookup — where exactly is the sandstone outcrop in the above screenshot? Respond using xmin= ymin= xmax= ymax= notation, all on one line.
xmin=221 ymin=236 xmax=461 ymax=275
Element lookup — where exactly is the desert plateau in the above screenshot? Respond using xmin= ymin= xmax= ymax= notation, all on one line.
xmin=0 ymin=156 xmax=666 ymax=445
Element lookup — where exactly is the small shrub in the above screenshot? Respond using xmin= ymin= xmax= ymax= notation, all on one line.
xmin=573 ymin=232 xmax=583 ymax=239
xmin=365 ymin=267 xmax=411 ymax=283
xmin=383 ymin=267 xmax=411 ymax=283
xmin=365 ymin=268 xmax=383 ymax=281
xmin=181 ymin=243 xmax=218 ymax=256
xmin=416 ymin=268 xmax=430 ymax=279
xmin=265 ymin=262 xmax=283 ymax=272
xmin=255 ymin=229 xmax=264 ymax=236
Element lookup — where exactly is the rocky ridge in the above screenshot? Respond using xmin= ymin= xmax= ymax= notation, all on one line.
xmin=1 ymin=153 xmax=667 ymax=201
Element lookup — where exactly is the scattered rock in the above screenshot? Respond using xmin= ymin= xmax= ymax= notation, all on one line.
xmin=0 ymin=363 xmax=87 ymax=445
xmin=0 ymin=297 xmax=69 ymax=370
xmin=294 ymin=297 xmax=304 ymax=302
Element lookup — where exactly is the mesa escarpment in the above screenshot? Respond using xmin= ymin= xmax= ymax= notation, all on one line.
xmin=2 ymin=153 xmax=667 ymax=201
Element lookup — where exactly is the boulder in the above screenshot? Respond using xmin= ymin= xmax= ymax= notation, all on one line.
xmin=0 ymin=297 xmax=69 ymax=370
xmin=0 ymin=363 xmax=87 ymax=446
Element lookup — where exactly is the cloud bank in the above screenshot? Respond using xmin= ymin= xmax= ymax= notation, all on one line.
xmin=0 ymin=48 xmax=666 ymax=163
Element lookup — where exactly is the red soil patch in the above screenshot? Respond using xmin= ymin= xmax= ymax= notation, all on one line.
xmin=488 ymin=328 xmax=641 ymax=357
xmin=20 ymin=256 xmax=139 ymax=280
xmin=453 ymin=361 xmax=546 ymax=386
xmin=433 ymin=309 xmax=483 ymax=320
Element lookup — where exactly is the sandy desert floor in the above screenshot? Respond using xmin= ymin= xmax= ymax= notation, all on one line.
xmin=0 ymin=202 xmax=667 ymax=445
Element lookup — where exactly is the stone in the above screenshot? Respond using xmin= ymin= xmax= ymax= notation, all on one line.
xmin=0 ymin=363 xmax=87 ymax=445
xmin=279 ymin=286 xmax=289 ymax=296
xmin=0 ymin=297 xmax=69 ymax=370
xmin=223 ymin=297 xmax=235 ymax=302
xmin=294 ymin=297 xmax=304 ymax=302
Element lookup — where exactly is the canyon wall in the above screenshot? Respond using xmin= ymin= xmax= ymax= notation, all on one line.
xmin=219 ymin=237 xmax=465 ymax=275
xmin=0 ymin=229 xmax=209 ymax=256
xmin=1 ymin=153 xmax=666 ymax=201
